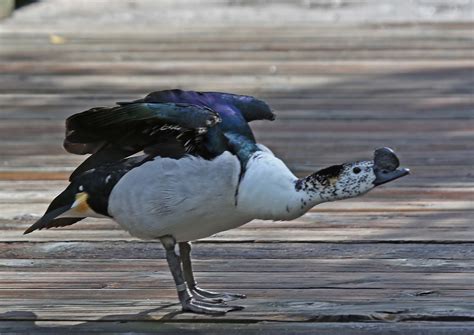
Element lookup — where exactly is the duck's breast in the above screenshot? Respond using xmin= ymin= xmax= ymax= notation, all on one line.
xmin=108 ymin=152 xmax=249 ymax=241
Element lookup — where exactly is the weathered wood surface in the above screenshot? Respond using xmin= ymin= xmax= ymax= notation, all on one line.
xmin=3 ymin=322 xmax=474 ymax=335
xmin=0 ymin=0 xmax=473 ymax=333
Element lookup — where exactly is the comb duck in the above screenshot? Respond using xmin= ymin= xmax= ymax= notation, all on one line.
xmin=25 ymin=89 xmax=409 ymax=315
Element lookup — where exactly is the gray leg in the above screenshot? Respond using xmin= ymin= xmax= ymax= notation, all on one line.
xmin=160 ymin=236 xmax=242 ymax=315
xmin=179 ymin=241 xmax=246 ymax=302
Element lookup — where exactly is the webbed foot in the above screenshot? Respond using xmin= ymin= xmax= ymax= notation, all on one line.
xmin=191 ymin=286 xmax=246 ymax=302
xmin=182 ymin=297 xmax=244 ymax=315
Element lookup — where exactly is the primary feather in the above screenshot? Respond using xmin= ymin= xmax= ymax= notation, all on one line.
xmin=64 ymin=89 xmax=274 ymax=180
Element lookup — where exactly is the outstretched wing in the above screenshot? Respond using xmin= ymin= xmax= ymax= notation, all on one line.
xmin=26 ymin=91 xmax=275 ymax=234
xmin=66 ymin=90 xmax=275 ymax=181
xmin=65 ymin=102 xmax=221 ymax=180
xmin=119 ymin=89 xmax=275 ymax=123
xmin=119 ymin=89 xmax=276 ymax=167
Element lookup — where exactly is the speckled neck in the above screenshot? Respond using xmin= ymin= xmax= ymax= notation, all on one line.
xmin=295 ymin=172 xmax=339 ymax=204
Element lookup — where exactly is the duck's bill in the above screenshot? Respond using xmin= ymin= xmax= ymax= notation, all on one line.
xmin=372 ymin=147 xmax=410 ymax=186
xmin=373 ymin=167 xmax=410 ymax=186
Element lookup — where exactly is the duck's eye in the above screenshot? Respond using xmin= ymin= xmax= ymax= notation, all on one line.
xmin=352 ymin=167 xmax=361 ymax=174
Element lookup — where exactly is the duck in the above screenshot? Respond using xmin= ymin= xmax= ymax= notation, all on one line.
xmin=24 ymin=89 xmax=410 ymax=315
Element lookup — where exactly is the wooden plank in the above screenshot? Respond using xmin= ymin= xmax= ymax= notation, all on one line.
xmin=3 ymin=210 xmax=473 ymax=229
xmin=3 ymin=28 xmax=469 ymax=41
xmin=2 ymin=204 xmax=474 ymax=242
xmin=0 ymin=74 xmax=471 ymax=94
xmin=0 ymin=33 xmax=471 ymax=50
xmin=3 ymin=241 xmax=472 ymax=260
xmin=1 ymin=287 xmax=472 ymax=301
xmin=1 ymin=20 xmax=472 ymax=33
xmin=4 ymin=215 xmax=474 ymax=244
xmin=1 ymin=299 xmax=473 ymax=322
xmin=2 ymin=258 xmax=474 ymax=273
xmin=0 ymin=60 xmax=472 ymax=77
xmin=3 ymin=49 xmax=474 ymax=62
xmin=1 ymin=270 xmax=471 ymax=289
xmin=1 ymin=21 xmax=472 ymax=36
xmin=3 ymin=226 xmax=474 ymax=243
xmin=1 ymin=93 xmax=472 ymax=104
xmin=1 ymin=321 xmax=474 ymax=335
xmin=1 ymin=30 xmax=472 ymax=46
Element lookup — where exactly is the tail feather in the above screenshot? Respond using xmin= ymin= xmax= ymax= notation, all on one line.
xmin=23 ymin=186 xmax=85 ymax=235
xmin=24 ymin=206 xmax=76 ymax=234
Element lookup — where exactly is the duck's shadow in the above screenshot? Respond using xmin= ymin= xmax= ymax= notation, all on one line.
xmin=0 ymin=304 xmax=218 ymax=333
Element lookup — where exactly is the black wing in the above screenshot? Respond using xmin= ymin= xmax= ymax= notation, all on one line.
xmin=123 ymin=89 xmax=275 ymax=123
xmin=65 ymin=90 xmax=275 ymax=181
xmin=65 ymin=102 xmax=221 ymax=180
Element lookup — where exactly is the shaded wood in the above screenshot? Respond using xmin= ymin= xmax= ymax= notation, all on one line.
xmin=1 ymin=270 xmax=472 ymax=290
xmin=3 ymin=210 xmax=473 ymax=229
xmin=0 ymin=75 xmax=471 ymax=95
xmin=2 ymin=226 xmax=474 ymax=243
xmin=2 ymin=257 xmax=474 ymax=274
xmin=3 ymin=241 xmax=473 ymax=260
xmin=1 ymin=299 xmax=474 ymax=322
xmin=1 ymin=287 xmax=473 ymax=300
xmin=1 ymin=321 xmax=474 ymax=335
xmin=1 ymin=33 xmax=472 ymax=48
xmin=3 ymin=49 xmax=474 ymax=62
xmin=1 ymin=60 xmax=473 ymax=76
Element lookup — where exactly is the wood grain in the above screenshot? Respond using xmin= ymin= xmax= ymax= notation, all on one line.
xmin=1 ymin=321 xmax=474 ymax=335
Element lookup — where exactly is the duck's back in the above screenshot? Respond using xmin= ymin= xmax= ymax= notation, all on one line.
xmin=108 ymin=151 xmax=248 ymax=241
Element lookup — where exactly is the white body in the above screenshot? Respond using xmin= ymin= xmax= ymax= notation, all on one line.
xmin=108 ymin=150 xmax=313 ymax=242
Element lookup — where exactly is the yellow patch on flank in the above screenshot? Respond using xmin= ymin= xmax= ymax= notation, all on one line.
xmin=74 ymin=192 xmax=90 ymax=213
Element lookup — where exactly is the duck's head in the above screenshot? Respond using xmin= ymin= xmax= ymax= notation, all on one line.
xmin=302 ymin=147 xmax=410 ymax=202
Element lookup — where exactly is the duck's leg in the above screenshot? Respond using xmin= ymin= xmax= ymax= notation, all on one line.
xmin=179 ymin=241 xmax=246 ymax=302
xmin=160 ymin=236 xmax=242 ymax=315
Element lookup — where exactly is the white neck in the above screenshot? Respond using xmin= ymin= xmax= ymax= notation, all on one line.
xmin=237 ymin=152 xmax=328 ymax=221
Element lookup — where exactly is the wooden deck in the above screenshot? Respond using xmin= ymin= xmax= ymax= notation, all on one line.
xmin=0 ymin=1 xmax=473 ymax=333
